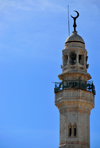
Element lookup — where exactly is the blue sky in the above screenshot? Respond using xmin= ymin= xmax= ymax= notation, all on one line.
xmin=0 ymin=0 xmax=99 ymax=148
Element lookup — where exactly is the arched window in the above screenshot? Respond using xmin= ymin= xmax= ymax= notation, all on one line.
xmin=68 ymin=123 xmax=77 ymax=138
xmin=69 ymin=52 xmax=76 ymax=65
xmin=73 ymin=122 xmax=77 ymax=137
xmin=68 ymin=123 xmax=72 ymax=137
xmin=79 ymin=54 xmax=84 ymax=65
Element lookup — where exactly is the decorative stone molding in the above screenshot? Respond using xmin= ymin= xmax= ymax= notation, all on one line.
xmin=58 ymin=72 xmax=91 ymax=81
xmin=60 ymin=107 xmax=90 ymax=115
xmin=55 ymin=90 xmax=94 ymax=101
xmin=60 ymin=141 xmax=89 ymax=147
xmin=55 ymin=90 xmax=94 ymax=111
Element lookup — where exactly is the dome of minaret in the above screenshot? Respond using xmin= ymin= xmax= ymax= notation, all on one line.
xmin=65 ymin=31 xmax=85 ymax=44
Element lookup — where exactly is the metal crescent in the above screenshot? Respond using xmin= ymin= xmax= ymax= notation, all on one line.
xmin=71 ymin=10 xmax=79 ymax=19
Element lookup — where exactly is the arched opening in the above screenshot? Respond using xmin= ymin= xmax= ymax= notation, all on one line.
xmin=68 ymin=123 xmax=72 ymax=137
xmin=79 ymin=54 xmax=84 ymax=65
xmin=69 ymin=52 xmax=76 ymax=65
xmin=73 ymin=122 xmax=77 ymax=137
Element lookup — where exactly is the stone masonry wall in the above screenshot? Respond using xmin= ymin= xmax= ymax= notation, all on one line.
xmin=59 ymin=109 xmax=90 ymax=148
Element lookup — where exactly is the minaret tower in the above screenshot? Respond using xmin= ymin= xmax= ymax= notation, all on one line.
xmin=54 ymin=11 xmax=95 ymax=148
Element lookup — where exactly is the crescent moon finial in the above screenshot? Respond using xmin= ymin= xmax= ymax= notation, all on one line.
xmin=71 ymin=10 xmax=79 ymax=33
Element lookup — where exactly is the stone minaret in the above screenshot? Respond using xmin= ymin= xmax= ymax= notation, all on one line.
xmin=54 ymin=11 xmax=95 ymax=148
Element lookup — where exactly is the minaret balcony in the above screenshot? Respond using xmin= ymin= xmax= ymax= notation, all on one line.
xmin=54 ymin=80 xmax=95 ymax=95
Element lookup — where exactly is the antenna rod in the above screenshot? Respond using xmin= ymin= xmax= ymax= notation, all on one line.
xmin=68 ymin=5 xmax=70 ymax=36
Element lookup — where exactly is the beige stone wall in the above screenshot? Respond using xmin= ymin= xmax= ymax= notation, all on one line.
xmin=55 ymin=89 xmax=94 ymax=110
xmin=60 ymin=110 xmax=66 ymax=144
xmin=55 ymin=89 xmax=94 ymax=148
xmin=59 ymin=109 xmax=90 ymax=148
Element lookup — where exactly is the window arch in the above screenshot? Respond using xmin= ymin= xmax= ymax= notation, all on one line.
xmin=68 ymin=122 xmax=77 ymax=138
xmin=79 ymin=54 xmax=84 ymax=65
xmin=73 ymin=122 xmax=77 ymax=137
xmin=68 ymin=123 xmax=72 ymax=137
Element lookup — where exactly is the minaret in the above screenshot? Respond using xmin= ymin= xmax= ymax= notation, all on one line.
xmin=54 ymin=11 xmax=95 ymax=148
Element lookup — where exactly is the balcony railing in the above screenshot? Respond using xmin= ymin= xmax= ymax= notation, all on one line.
xmin=54 ymin=79 xmax=96 ymax=95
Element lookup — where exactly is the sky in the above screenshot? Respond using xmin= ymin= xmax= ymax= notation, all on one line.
xmin=0 ymin=0 xmax=99 ymax=148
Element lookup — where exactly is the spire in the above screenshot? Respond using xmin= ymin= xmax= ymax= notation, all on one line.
xmin=71 ymin=10 xmax=79 ymax=33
